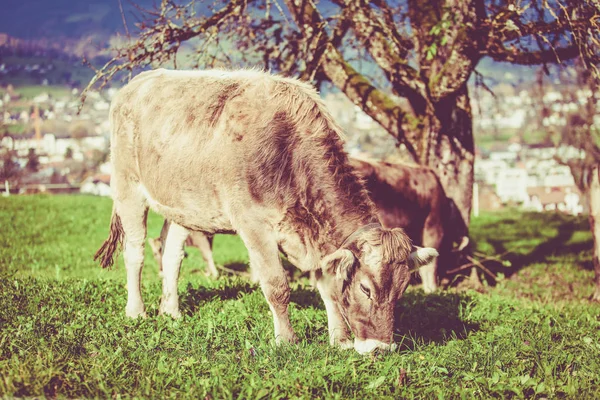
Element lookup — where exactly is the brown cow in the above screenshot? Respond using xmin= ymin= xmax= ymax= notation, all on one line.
xmin=349 ymin=158 xmax=469 ymax=292
xmin=95 ymin=69 xmax=438 ymax=354
xmin=150 ymin=158 xmax=467 ymax=292
xmin=149 ymin=220 xmax=219 ymax=279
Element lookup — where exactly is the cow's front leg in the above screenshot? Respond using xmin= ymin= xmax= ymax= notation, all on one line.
xmin=418 ymin=260 xmax=438 ymax=294
xmin=316 ymin=278 xmax=352 ymax=349
xmin=240 ymin=228 xmax=298 ymax=344
xmin=159 ymin=222 xmax=189 ymax=318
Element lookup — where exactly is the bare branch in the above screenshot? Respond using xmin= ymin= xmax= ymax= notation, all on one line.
xmin=79 ymin=0 xmax=251 ymax=109
xmin=118 ymin=0 xmax=131 ymax=38
xmin=336 ymin=0 xmax=425 ymax=106
xmin=487 ymin=43 xmax=582 ymax=65
xmin=370 ymin=0 xmax=414 ymax=56
xmin=284 ymin=0 xmax=420 ymax=159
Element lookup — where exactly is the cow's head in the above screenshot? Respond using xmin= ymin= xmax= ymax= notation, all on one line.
xmin=322 ymin=224 xmax=438 ymax=354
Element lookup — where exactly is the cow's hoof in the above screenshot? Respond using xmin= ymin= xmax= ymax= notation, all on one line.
xmin=422 ymin=285 xmax=437 ymax=294
xmin=159 ymin=301 xmax=182 ymax=318
xmin=275 ymin=333 xmax=299 ymax=345
xmin=204 ymin=271 xmax=219 ymax=279
xmin=161 ymin=310 xmax=182 ymax=319
xmin=159 ymin=307 xmax=182 ymax=319
xmin=125 ymin=308 xmax=147 ymax=319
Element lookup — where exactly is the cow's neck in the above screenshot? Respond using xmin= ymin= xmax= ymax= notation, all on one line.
xmin=280 ymin=125 xmax=377 ymax=266
xmin=283 ymin=170 xmax=377 ymax=263
xmin=318 ymin=202 xmax=376 ymax=255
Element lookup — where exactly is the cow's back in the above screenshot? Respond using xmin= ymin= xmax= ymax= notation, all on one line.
xmin=109 ymin=69 xmax=275 ymax=180
xmin=350 ymin=158 xmax=446 ymax=246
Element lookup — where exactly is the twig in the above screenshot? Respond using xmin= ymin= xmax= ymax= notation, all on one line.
xmin=465 ymin=255 xmax=497 ymax=280
xmin=446 ymin=262 xmax=478 ymax=275
xmin=118 ymin=0 xmax=131 ymax=38
xmin=446 ymin=253 xmax=503 ymax=280
xmin=472 ymin=249 xmax=513 ymax=260
xmin=216 ymin=264 xmax=250 ymax=277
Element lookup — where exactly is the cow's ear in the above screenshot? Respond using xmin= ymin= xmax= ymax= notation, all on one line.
xmin=408 ymin=246 xmax=439 ymax=269
xmin=321 ymin=249 xmax=356 ymax=281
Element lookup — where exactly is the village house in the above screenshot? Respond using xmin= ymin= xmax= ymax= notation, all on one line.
xmin=524 ymin=186 xmax=583 ymax=215
xmin=80 ymin=174 xmax=111 ymax=197
xmin=17 ymin=167 xmax=78 ymax=195
xmin=9 ymin=132 xmax=107 ymax=160
xmin=495 ymin=167 xmax=529 ymax=204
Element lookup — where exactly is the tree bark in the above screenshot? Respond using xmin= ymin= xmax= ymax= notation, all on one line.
xmin=426 ymin=86 xmax=475 ymax=227
xmin=589 ymin=165 xmax=600 ymax=302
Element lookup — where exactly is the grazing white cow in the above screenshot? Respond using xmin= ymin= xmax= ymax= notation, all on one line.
xmin=96 ymin=69 xmax=438 ymax=354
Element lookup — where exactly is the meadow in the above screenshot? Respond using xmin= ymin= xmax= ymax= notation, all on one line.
xmin=1 ymin=195 xmax=599 ymax=398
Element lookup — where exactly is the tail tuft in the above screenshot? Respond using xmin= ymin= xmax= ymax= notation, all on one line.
xmin=94 ymin=210 xmax=125 ymax=268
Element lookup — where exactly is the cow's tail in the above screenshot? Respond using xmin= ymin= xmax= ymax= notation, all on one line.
xmin=94 ymin=206 xmax=125 ymax=268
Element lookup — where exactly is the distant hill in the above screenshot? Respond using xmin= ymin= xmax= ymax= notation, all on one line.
xmin=1 ymin=0 xmax=156 ymax=40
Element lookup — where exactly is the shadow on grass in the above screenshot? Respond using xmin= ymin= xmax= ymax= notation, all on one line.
xmin=215 ymin=259 xmax=312 ymax=281
xmin=214 ymin=262 xmax=252 ymax=279
xmin=180 ymin=263 xmax=321 ymax=315
xmin=179 ymin=279 xmax=478 ymax=347
xmin=290 ymin=287 xmax=324 ymax=310
xmin=394 ymin=291 xmax=479 ymax=349
xmin=179 ymin=281 xmax=256 ymax=315
xmin=468 ymin=212 xmax=593 ymax=284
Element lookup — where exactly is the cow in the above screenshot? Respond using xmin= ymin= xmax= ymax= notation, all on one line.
xmin=150 ymin=158 xmax=468 ymax=292
xmin=95 ymin=69 xmax=438 ymax=354
xmin=349 ymin=158 xmax=469 ymax=292
xmin=149 ymin=220 xmax=219 ymax=279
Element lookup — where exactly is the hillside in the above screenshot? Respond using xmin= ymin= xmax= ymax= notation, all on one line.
xmin=0 ymin=0 xmax=154 ymax=40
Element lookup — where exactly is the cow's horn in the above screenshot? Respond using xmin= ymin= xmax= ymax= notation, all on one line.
xmin=454 ymin=236 xmax=469 ymax=252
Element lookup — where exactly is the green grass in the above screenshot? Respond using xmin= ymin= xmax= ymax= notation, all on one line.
xmin=470 ymin=210 xmax=596 ymax=302
xmin=475 ymin=129 xmax=550 ymax=151
xmin=1 ymin=195 xmax=599 ymax=398
xmin=4 ymin=123 xmax=29 ymax=135
xmin=15 ymin=85 xmax=73 ymax=100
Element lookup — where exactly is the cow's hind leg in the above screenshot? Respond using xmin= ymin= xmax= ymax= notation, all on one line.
xmin=115 ymin=196 xmax=149 ymax=318
xmin=159 ymin=222 xmax=189 ymax=318
xmin=189 ymin=232 xmax=219 ymax=278
xmin=239 ymin=228 xmax=298 ymax=344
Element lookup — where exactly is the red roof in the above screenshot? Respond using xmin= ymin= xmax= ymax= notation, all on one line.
xmin=527 ymin=186 xmax=580 ymax=205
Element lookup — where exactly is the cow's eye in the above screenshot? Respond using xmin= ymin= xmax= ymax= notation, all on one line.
xmin=359 ymin=283 xmax=371 ymax=298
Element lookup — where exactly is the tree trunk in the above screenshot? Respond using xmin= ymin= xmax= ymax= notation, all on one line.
xmin=427 ymin=86 xmax=475 ymax=228
xmin=589 ymin=165 xmax=600 ymax=302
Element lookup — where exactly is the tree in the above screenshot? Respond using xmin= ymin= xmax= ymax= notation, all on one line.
xmin=536 ymin=60 xmax=600 ymax=300
xmin=83 ymin=0 xmax=600 ymax=231
xmin=0 ymin=135 xmax=21 ymax=186
xmin=25 ymin=148 xmax=40 ymax=172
